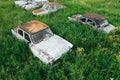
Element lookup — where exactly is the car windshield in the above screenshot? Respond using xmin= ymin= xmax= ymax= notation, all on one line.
xmin=100 ymin=20 xmax=109 ymax=27
xmin=42 ymin=4 xmax=49 ymax=10
xmin=31 ymin=28 xmax=53 ymax=44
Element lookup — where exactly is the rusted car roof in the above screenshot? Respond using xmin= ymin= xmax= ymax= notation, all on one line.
xmin=83 ymin=13 xmax=106 ymax=24
xmin=19 ymin=20 xmax=48 ymax=34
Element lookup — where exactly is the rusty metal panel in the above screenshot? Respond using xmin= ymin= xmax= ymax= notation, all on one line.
xmin=83 ymin=13 xmax=106 ymax=24
xmin=19 ymin=20 xmax=48 ymax=34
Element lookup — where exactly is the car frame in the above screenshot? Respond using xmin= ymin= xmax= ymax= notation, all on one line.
xmin=68 ymin=13 xmax=116 ymax=33
xmin=15 ymin=0 xmax=48 ymax=10
xmin=11 ymin=20 xmax=73 ymax=64
xmin=32 ymin=2 xmax=66 ymax=16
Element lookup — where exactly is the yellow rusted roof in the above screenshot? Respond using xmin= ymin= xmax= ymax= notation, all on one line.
xmin=19 ymin=20 xmax=48 ymax=34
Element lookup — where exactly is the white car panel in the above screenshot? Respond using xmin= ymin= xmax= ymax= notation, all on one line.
xmin=15 ymin=1 xmax=27 ymax=7
xmin=68 ymin=17 xmax=78 ymax=22
xmin=15 ymin=0 xmax=48 ymax=10
xmin=98 ymin=24 xmax=116 ymax=33
xmin=30 ymin=34 xmax=73 ymax=64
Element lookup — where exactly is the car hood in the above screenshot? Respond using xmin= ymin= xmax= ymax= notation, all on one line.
xmin=30 ymin=34 xmax=73 ymax=63
xmin=100 ymin=24 xmax=116 ymax=33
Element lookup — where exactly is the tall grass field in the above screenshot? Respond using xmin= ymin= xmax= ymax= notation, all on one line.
xmin=0 ymin=0 xmax=120 ymax=80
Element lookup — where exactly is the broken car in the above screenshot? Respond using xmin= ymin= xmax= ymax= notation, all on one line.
xmin=15 ymin=0 xmax=48 ymax=10
xmin=15 ymin=0 xmax=27 ymax=7
xmin=11 ymin=20 xmax=73 ymax=64
xmin=32 ymin=2 xmax=66 ymax=16
xmin=68 ymin=13 xmax=116 ymax=33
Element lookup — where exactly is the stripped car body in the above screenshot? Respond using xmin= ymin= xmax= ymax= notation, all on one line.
xmin=15 ymin=0 xmax=27 ymax=7
xmin=32 ymin=2 xmax=66 ymax=16
xmin=15 ymin=0 xmax=48 ymax=10
xmin=68 ymin=13 xmax=116 ymax=33
xmin=11 ymin=20 xmax=73 ymax=64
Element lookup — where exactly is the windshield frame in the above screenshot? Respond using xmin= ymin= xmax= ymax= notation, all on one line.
xmin=42 ymin=4 xmax=49 ymax=10
xmin=31 ymin=28 xmax=54 ymax=44
xmin=100 ymin=19 xmax=109 ymax=27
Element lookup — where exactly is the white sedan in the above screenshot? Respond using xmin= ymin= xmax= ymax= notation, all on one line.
xmin=11 ymin=20 xmax=73 ymax=64
xmin=32 ymin=2 xmax=66 ymax=16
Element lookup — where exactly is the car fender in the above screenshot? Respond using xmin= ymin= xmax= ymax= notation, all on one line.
xmin=29 ymin=44 xmax=53 ymax=64
xmin=102 ymin=24 xmax=116 ymax=33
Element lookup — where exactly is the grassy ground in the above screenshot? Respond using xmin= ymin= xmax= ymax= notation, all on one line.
xmin=0 ymin=0 xmax=120 ymax=80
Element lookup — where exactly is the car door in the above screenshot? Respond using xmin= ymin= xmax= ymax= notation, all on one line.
xmin=86 ymin=19 xmax=93 ymax=26
xmin=24 ymin=32 xmax=31 ymax=43
xmin=86 ymin=19 xmax=97 ymax=28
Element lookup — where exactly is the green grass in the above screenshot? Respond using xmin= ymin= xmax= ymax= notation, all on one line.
xmin=0 ymin=0 xmax=120 ymax=80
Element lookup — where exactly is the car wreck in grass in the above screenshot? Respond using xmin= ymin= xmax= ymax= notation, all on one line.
xmin=68 ymin=13 xmax=116 ymax=33
xmin=15 ymin=0 xmax=48 ymax=10
xmin=11 ymin=20 xmax=73 ymax=64
xmin=32 ymin=2 xmax=66 ymax=16
xmin=15 ymin=0 xmax=27 ymax=7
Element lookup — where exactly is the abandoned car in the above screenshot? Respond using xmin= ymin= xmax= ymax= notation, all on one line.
xmin=11 ymin=20 xmax=73 ymax=64
xmin=32 ymin=2 xmax=66 ymax=16
xmin=15 ymin=0 xmax=48 ymax=10
xmin=15 ymin=0 xmax=27 ymax=7
xmin=68 ymin=13 xmax=116 ymax=33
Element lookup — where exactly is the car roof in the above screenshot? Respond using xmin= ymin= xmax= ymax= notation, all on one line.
xmin=46 ymin=2 xmax=62 ymax=6
xmin=83 ymin=13 xmax=106 ymax=24
xmin=19 ymin=20 xmax=48 ymax=34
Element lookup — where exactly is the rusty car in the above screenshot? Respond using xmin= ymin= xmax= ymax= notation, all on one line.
xmin=32 ymin=2 xmax=66 ymax=16
xmin=68 ymin=13 xmax=116 ymax=33
xmin=11 ymin=20 xmax=73 ymax=64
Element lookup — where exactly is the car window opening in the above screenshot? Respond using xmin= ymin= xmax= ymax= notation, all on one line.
xmin=18 ymin=29 xmax=23 ymax=36
xmin=25 ymin=32 xmax=31 ymax=43
xmin=31 ymin=28 xmax=53 ymax=44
